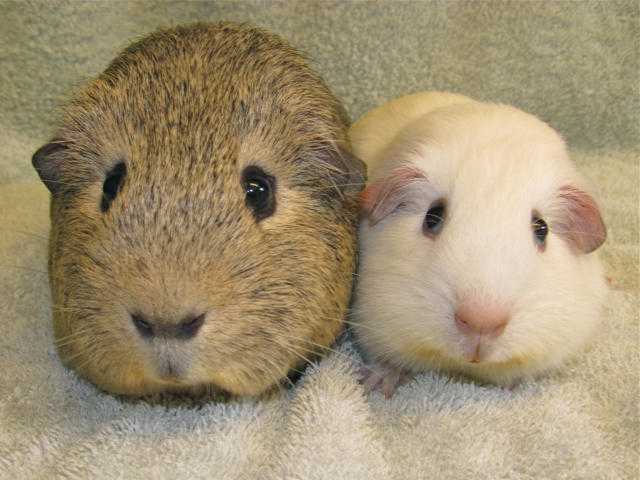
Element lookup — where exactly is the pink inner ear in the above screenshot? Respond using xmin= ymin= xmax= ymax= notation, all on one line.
xmin=360 ymin=166 xmax=428 ymax=225
xmin=555 ymin=185 xmax=606 ymax=254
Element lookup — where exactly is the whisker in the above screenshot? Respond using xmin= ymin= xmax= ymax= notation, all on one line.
xmin=262 ymin=355 xmax=295 ymax=389
xmin=273 ymin=332 xmax=360 ymax=367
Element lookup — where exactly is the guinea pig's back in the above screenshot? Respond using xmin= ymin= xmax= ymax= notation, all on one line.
xmin=349 ymin=91 xmax=473 ymax=173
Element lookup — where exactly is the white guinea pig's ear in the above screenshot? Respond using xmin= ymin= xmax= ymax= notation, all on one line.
xmin=360 ymin=165 xmax=431 ymax=225
xmin=553 ymin=185 xmax=606 ymax=254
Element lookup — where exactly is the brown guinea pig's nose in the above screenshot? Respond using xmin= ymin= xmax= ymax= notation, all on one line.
xmin=131 ymin=313 xmax=205 ymax=340
xmin=454 ymin=302 xmax=509 ymax=338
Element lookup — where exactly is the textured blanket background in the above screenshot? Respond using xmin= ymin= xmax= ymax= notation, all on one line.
xmin=0 ymin=1 xmax=638 ymax=479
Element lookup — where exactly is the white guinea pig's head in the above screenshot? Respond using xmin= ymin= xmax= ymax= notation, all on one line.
xmin=354 ymin=102 xmax=607 ymax=384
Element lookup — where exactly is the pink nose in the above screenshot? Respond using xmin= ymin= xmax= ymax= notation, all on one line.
xmin=454 ymin=302 xmax=509 ymax=337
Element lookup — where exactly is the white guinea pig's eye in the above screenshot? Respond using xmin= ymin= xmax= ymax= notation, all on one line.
xmin=423 ymin=201 xmax=446 ymax=237
xmin=242 ymin=166 xmax=276 ymax=221
xmin=532 ymin=215 xmax=549 ymax=248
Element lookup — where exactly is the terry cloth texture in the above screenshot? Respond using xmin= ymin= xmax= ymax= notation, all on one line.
xmin=0 ymin=1 xmax=638 ymax=479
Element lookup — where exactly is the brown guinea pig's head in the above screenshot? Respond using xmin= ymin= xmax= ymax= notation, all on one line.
xmin=31 ymin=23 xmax=365 ymax=397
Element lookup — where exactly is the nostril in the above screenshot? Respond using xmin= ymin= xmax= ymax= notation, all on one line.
xmin=131 ymin=313 xmax=154 ymax=338
xmin=454 ymin=312 xmax=472 ymax=333
xmin=490 ymin=320 xmax=508 ymax=336
xmin=483 ymin=315 xmax=509 ymax=337
xmin=178 ymin=313 xmax=205 ymax=339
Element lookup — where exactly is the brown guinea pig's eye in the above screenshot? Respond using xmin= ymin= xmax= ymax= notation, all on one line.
xmin=242 ymin=166 xmax=276 ymax=221
xmin=101 ymin=161 xmax=127 ymax=212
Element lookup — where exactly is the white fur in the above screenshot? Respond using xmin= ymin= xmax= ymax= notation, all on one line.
xmin=349 ymin=92 xmax=608 ymax=385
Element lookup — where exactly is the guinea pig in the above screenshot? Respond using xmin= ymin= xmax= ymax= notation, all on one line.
xmin=349 ymin=92 xmax=607 ymax=396
xmin=31 ymin=22 xmax=365 ymax=397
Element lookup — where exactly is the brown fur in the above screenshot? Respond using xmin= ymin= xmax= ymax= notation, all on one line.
xmin=32 ymin=23 xmax=365 ymax=397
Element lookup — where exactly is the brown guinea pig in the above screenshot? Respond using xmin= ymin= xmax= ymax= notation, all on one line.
xmin=31 ymin=22 xmax=365 ymax=397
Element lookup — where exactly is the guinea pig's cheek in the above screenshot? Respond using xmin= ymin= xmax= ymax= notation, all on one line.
xmin=478 ymin=339 xmax=518 ymax=365
xmin=73 ymin=185 xmax=105 ymax=219
xmin=108 ymin=366 xmax=152 ymax=396
xmin=210 ymin=373 xmax=268 ymax=396
xmin=412 ymin=344 xmax=447 ymax=364
xmin=193 ymin=361 xmax=274 ymax=396
xmin=482 ymin=306 xmax=558 ymax=368
xmin=259 ymin=187 xmax=305 ymax=229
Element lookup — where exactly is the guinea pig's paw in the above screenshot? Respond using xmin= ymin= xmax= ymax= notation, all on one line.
xmin=358 ymin=362 xmax=411 ymax=399
xmin=502 ymin=382 xmax=519 ymax=392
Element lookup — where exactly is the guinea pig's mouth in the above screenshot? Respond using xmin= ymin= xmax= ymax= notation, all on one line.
xmin=158 ymin=359 xmax=185 ymax=381
xmin=147 ymin=349 xmax=195 ymax=385
xmin=454 ymin=339 xmax=527 ymax=368
xmin=154 ymin=366 xmax=187 ymax=385
xmin=450 ymin=336 xmax=503 ymax=365
xmin=148 ymin=366 xmax=224 ymax=395
xmin=145 ymin=357 xmax=310 ymax=395
xmin=453 ymin=319 xmax=512 ymax=365
xmin=460 ymin=338 xmax=486 ymax=364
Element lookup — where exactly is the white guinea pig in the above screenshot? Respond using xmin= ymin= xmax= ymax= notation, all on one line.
xmin=349 ymin=92 xmax=608 ymax=396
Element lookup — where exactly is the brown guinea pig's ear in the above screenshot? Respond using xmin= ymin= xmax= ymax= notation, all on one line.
xmin=553 ymin=185 xmax=606 ymax=254
xmin=32 ymin=140 xmax=68 ymax=194
xmin=361 ymin=165 xmax=431 ymax=226
xmin=320 ymin=146 xmax=367 ymax=195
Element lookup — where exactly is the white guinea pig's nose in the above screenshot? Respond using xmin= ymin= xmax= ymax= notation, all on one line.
xmin=454 ymin=302 xmax=509 ymax=338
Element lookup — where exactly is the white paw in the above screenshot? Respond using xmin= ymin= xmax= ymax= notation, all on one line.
xmin=358 ymin=362 xmax=411 ymax=398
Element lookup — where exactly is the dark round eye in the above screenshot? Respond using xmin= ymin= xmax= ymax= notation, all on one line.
xmin=532 ymin=215 xmax=548 ymax=246
xmin=101 ymin=162 xmax=127 ymax=212
xmin=242 ymin=166 xmax=276 ymax=221
xmin=423 ymin=201 xmax=446 ymax=236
